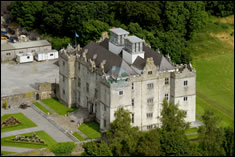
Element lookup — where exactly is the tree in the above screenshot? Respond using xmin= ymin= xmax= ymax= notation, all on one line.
xmin=198 ymin=110 xmax=226 ymax=156
xmin=49 ymin=142 xmax=76 ymax=156
xmin=106 ymin=108 xmax=140 ymax=156
xmin=9 ymin=1 xmax=43 ymax=30
xmin=223 ymin=127 xmax=234 ymax=156
xmin=136 ymin=129 xmax=161 ymax=156
xmin=82 ymin=141 xmax=113 ymax=156
xmin=160 ymin=98 xmax=191 ymax=156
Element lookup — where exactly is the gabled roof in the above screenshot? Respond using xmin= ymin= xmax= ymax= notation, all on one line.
xmin=79 ymin=41 xmax=137 ymax=76
xmin=98 ymin=39 xmax=174 ymax=72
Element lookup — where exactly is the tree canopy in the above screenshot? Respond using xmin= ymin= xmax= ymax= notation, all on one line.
xmin=9 ymin=1 xmax=233 ymax=63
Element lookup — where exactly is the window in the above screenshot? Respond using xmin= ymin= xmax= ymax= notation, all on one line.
xmin=165 ymin=78 xmax=169 ymax=85
xmin=63 ymin=61 xmax=65 ymax=66
xmin=147 ymin=83 xmax=154 ymax=89
xmin=86 ymin=97 xmax=88 ymax=107
xmin=147 ymin=113 xmax=153 ymax=118
xmin=165 ymin=93 xmax=168 ymax=100
xmin=95 ymin=89 xmax=98 ymax=98
xmin=147 ymin=125 xmax=153 ymax=130
xmin=147 ymin=98 xmax=153 ymax=105
xmin=104 ymin=104 xmax=106 ymax=111
xmin=27 ymin=56 xmax=30 ymax=59
xmin=119 ymin=91 xmax=123 ymax=95
xmin=132 ymin=113 xmax=134 ymax=123
xmin=78 ymin=92 xmax=80 ymax=103
xmin=86 ymin=83 xmax=89 ymax=93
xmin=148 ymin=71 xmax=152 ymax=75
xmin=184 ymin=80 xmax=188 ymax=86
xmin=132 ymin=83 xmax=134 ymax=90
xmin=78 ymin=63 xmax=80 ymax=70
xmin=19 ymin=51 xmax=23 ymax=54
xmin=50 ymin=54 xmax=53 ymax=56
xmin=104 ymin=119 xmax=106 ymax=128
xmin=63 ymin=89 xmax=65 ymax=95
xmin=184 ymin=96 xmax=188 ymax=101
xmin=31 ymin=49 xmax=35 ymax=53
xmin=132 ymin=99 xmax=134 ymax=106
xmin=63 ymin=75 xmax=65 ymax=82
xmin=6 ymin=53 xmax=11 ymax=55
xmin=78 ymin=78 xmax=81 ymax=87
xmin=184 ymin=110 xmax=187 ymax=116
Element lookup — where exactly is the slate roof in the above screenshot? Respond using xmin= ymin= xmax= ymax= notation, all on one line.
xmin=99 ymin=39 xmax=174 ymax=71
xmin=79 ymin=41 xmax=137 ymax=76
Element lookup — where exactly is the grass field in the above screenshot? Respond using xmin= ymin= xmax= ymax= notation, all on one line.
xmin=33 ymin=102 xmax=52 ymax=115
xmin=41 ymin=98 xmax=77 ymax=115
xmin=1 ymin=130 xmax=57 ymax=149
xmin=1 ymin=113 xmax=37 ymax=132
xmin=72 ymin=132 xmax=85 ymax=141
xmin=1 ymin=151 xmax=16 ymax=155
xmin=78 ymin=122 xmax=101 ymax=139
xmin=189 ymin=15 xmax=234 ymax=128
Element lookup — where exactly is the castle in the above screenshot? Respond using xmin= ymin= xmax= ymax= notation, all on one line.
xmin=59 ymin=28 xmax=196 ymax=132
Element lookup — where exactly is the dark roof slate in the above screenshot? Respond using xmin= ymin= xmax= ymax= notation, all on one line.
xmin=79 ymin=41 xmax=122 ymax=73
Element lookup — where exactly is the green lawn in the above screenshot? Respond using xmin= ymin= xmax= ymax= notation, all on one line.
xmin=1 ymin=130 xmax=57 ymax=149
xmin=185 ymin=127 xmax=198 ymax=134
xmin=41 ymin=98 xmax=77 ymax=115
xmin=1 ymin=151 xmax=16 ymax=155
xmin=190 ymin=16 xmax=234 ymax=128
xmin=33 ymin=102 xmax=52 ymax=115
xmin=78 ymin=122 xmax=101 ymax=139
xmin=73 ymin=132 xmax=85 ymax=141
xmin=1 ymin=113 xmax=37 ymax=132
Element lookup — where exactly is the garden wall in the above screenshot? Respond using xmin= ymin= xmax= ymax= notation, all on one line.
xmin=1 ymin=83 xmax=60 ymax=107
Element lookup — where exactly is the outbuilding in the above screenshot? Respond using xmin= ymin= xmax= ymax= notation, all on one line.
xmin=16 ymin=53 xmax=34 ymax=63
xmin=35 ymin=50 xmax=58 ymax=61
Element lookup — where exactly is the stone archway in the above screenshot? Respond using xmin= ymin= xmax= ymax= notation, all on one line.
xmin=36 ymin=93 xmax=40 ymax=100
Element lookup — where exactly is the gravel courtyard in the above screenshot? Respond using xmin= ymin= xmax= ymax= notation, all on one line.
xmin=1 ymin=60 xmax=59 ymax=97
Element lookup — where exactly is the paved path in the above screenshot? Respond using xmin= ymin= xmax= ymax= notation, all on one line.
xmin=1 ymin=127 xmax=41 ymax=138
xmin=1 ymin=146 xmax=35 ymax=153
xmin=1 ymin=107 xmax=73 ymax=142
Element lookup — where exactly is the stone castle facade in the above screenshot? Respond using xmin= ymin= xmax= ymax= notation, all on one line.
xmin=59 ymin=28 xmax=196 ymax=132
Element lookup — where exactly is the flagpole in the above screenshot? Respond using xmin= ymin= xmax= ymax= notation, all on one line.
xmin=75 ymin=33 xmax=76 ymax=48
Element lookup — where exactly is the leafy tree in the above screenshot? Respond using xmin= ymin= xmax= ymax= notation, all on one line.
xmin=160 ymin=98 xmax=191 ymax=156
xmin=198 ymin=110 xmax=226 ymax=156
xmin=223 ymin=127 xmax=234 ymax=156
xmin=106 ymin=108 xmax=140 ymax=156
xmin=82 ymin=141 xmax=113 ymax=156
xmin=9 ymin=1 xmax=43 ymax=30
xmin=204 ymin=1 xmax=234 ymax=17
xmin=79 ymin=20 xmax=110 ymax=46
xmin=136 ymin=129 xmax=161 ymax=156
xmin=49 ymin=142 xmax=76 ymax=156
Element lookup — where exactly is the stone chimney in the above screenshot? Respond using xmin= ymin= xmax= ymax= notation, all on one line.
xmin=77 ymin=44 xmax=81 ymax=52
xmin=82 ymin=49 xmax=88 ymax=62
xmin=100 ymin=60 xmax=106 ymax=74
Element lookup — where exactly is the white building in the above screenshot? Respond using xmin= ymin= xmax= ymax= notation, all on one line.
xmin=59 ymin=28 xmax=196 ymax=132
xmin=16 ymin=52 xmax=33 ymax=63
xmin=1 ymin=40 xmax=51 ymax=61
xmin=35 ymin=50 xmax=58 ymax=61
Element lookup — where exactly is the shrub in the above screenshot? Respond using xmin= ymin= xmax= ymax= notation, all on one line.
xmin=49 ymin=142 xmax=76 ymax=156
xmin=3 ymin=100 xmax=8 ymax=109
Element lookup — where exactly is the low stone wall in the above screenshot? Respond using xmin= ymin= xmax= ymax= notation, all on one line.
xmin=1 ymin=83 xmax=60 ymax=108
xmin=1 ymin=91 xmax=37 ymax=107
